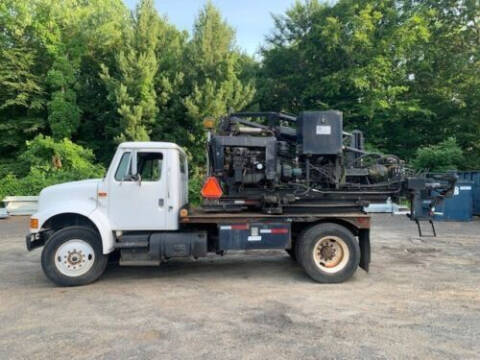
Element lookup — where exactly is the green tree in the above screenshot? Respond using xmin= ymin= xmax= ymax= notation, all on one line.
xmin=0 ymin=0 xmax=47 ymax=168
xmin=100 ymin=0 xmax=160 ymax=143
xmin=150 ymin=18 xmax=188 ymax=146
xmin=183 ymin=2 xmax=255 ymax=164
xmin=258 ymin=0 xmax=480 ymax=167
xmin=0 ymin=0 xmax=261 ymax=197
xmin=257 ymin=0 xmax=432 ymax=158
xmin=412 ymin=137 xmax=464 ymax=172
xmin=73 ymin=0 xmax=131 ymax=163
xmin=34 ymin=0 xmax=86 ymax=140
xmin=404 ymin=0 xmax=480 ymax=168
xmin=0 ymin=0 xmax=129 ymax=165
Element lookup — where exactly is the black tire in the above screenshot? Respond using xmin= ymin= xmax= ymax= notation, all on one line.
xmin=296 ymin=223 xmax=360 ymax=283
xmin=41 ymin=226 xmax=108 ymax=287
xmin=285 ymin=248 xmax=297 ymax=261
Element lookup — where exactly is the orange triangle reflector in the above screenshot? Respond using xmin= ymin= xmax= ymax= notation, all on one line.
xmin=201 ymin=177 xmax=223 ymax=198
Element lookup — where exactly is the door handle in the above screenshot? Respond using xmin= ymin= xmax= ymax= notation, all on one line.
xmin=158 ymin=198 xmax=164 ymax=207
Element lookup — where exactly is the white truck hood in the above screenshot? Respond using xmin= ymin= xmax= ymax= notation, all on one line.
xmin=37 ymin=179 xmax=102 ymax=214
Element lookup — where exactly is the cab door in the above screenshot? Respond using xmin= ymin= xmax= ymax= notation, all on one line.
xmin=108 ymin=149 xmax=168 ymax=230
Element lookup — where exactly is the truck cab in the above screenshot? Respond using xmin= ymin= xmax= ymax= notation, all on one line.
xmin=26 ymin=142 xmax=370 ymax=287
xmin=100 ymin=142 xmax=188 ymax=231
xmin=27 ymin=142 xmax=188 ymax=248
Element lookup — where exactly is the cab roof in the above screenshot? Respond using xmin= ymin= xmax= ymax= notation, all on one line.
xmin=119 ymin=142 xmax=186 ymax=154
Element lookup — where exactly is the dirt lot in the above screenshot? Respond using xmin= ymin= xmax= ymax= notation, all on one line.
xmin=0 ymin=215 xmax=479 ymax=360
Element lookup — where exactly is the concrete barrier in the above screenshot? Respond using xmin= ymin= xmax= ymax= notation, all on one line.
xmin=2 ymin=196 xmax=39 ymax=215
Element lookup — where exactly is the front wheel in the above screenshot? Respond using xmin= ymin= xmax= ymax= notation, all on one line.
xmin=41 ymin=226 xmax=108 ymax=286
xmin=296 ymin=223 xmax=360 ymax=283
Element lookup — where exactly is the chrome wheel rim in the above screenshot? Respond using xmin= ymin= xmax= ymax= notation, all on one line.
xmin=313 ymin=236 xmax=349 ymax=273
xmin=54 ymin=239 xmax=95 ymax=277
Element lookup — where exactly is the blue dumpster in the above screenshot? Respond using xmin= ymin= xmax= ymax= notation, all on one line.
xmin=458 ymin=171 xmax=480 ymax=215
xmin=434 ymin=180 xmax=473 ymax=221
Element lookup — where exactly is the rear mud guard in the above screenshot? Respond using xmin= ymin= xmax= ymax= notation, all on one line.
xmin=358 ymin=229 xmax=370 ymax=272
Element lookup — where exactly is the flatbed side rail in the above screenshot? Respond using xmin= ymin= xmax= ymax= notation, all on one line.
xmin=181 ymin=211 xmax=370 ymax=228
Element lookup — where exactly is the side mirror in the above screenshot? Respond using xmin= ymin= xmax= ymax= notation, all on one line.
xmin=125 ymin=173 xmax=142 ymax=184
xmin=132 ymin=173 xmax=142 ymax=185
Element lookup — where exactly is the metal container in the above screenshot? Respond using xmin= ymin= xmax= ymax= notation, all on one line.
xmin=457 ymin=171 xmax=480 ymax=215
xmin=434 ymin=181 xmax=473 ymax=221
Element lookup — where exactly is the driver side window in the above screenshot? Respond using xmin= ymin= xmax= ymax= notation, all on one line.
xmin=137 ymin=152 xmax=163 ymax=182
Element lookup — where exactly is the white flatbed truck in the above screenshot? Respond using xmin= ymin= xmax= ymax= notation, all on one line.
xmin=26 ymin=142 xmax=371 ymax=286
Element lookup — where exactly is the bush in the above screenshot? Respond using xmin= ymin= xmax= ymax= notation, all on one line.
xmin=0 ymin=158 xmax=29 ymax=178
xmin=0 ymin=136 xmax=104 ymax=199
xmin=412 ymin=137 xmax=464 ymax=172
xmin=19 ymin=135 xmax=104 ymax=177
xmin=188 ymin=167 xmax=205 ymax=206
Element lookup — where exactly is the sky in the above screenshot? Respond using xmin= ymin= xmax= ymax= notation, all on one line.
xmin=123 ymin=0 xmax=296 ymax=55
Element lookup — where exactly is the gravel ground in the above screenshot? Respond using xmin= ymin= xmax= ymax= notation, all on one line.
xmin=0 ymin=214 xmax=479 ymax=360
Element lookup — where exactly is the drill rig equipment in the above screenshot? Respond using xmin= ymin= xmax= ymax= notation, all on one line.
xmin=202 ymin=111 xmax=456 ymax=222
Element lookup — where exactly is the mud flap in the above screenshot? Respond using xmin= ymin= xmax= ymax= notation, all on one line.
xmin=358 ymin=229 xmax=370 ymax=272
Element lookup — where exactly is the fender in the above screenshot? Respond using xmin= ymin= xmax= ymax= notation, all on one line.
xmin=31 ymin=206 xmax=115 ymax=255
xmin=88 ymin=208 xmax=115 ymax=254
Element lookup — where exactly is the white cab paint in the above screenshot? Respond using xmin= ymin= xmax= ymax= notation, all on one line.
xmin=29 ymin=142 xmax=189 ymax=254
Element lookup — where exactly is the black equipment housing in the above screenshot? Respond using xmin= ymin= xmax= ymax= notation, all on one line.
xmin=297 ymin=110 xmax=343 ymax=155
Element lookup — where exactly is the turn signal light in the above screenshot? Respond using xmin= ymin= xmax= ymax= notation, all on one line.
xmin=201 ymin=177 xmax=223 ymax=199
xmin=30 ymin=218 xmax=39 ymax=229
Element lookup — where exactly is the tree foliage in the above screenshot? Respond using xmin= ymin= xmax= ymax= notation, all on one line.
xmin=20 ymin=135 xmax=104 ymax=176
xmin=412 ymin=137 xmax=464 ymax=172
xmin=183 ymin=2 xmax=255 ymax=164
xmin=0 ymin=0 xmax=47 ymax=159
xmin=0 ymin=135 xmax=105 ymax=199
xmin=258 ymin=0 xmax=480 ymax=164
xmin=100 ymin=0 xmax=160 ymax=143
xmin=0 ymin=0 xmax=479 ymax=196
xmin=0 ymin=0 xmax=256 ymax=195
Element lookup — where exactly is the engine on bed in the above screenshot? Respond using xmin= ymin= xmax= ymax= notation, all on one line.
xmin=202 ymin=111 xmax=455 ymax=216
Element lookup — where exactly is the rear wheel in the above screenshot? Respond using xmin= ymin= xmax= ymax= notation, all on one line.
xmin=296 ymin=223 xmax=360 ymax=283
xmin=41 ymin=226 xmax=108 ymax=286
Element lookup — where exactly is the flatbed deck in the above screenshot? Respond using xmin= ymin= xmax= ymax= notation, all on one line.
xmin=181 ymin=209 xmax=371 ymax=229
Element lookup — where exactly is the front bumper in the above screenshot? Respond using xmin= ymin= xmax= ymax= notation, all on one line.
xmin=26 ymin=231 xmax=46 ymax=251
